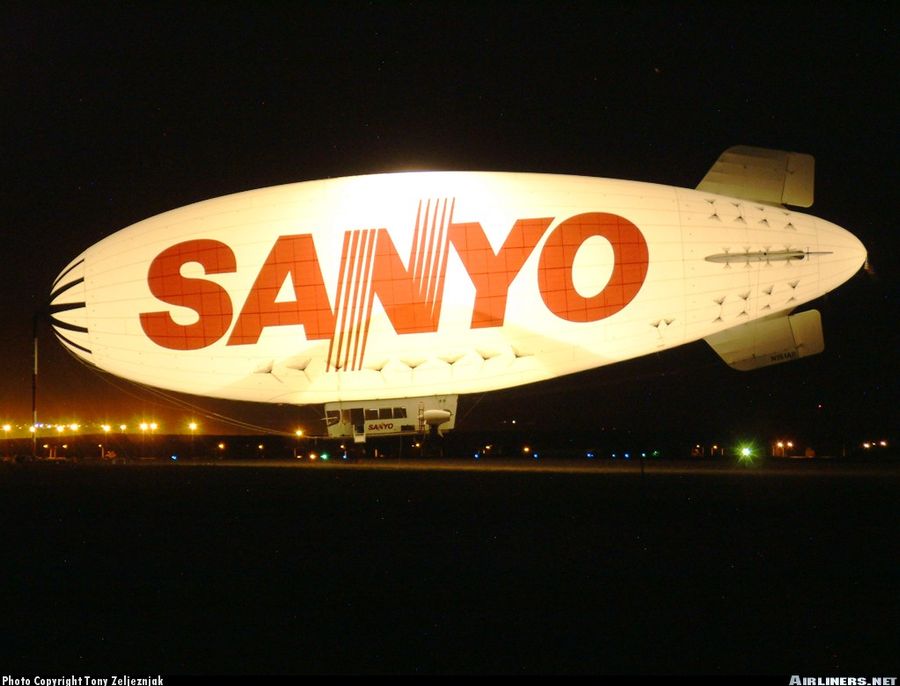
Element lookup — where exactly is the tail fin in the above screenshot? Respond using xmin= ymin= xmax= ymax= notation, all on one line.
xmin=697 ymin=145 xmax=815 ymax=207
xmin=704 ymin=310 xmax=824 ymax=371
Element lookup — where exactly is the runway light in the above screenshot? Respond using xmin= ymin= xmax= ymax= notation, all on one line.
xmin=738 ymin=444 xmax=756 ymax=464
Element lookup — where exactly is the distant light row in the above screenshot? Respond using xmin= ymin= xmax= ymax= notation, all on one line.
xmin=0 ymin=422 xmax=195 ymax=433
xmin=1 ymin=422 xmax=306 ymax=436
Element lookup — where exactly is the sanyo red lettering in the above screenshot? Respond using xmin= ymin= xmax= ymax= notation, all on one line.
xmin=370 ymin=227 xmax=443 ymax=334
xmin=139 ymin=206 xmax=650 ymax=357
xmin=227 ymin=234 xmax=334 ymax=345
xmin=448 ymin=217 xmax=553 ymax=328
xmin=140 ymin=239 xmax=236 ymax=350
xmin=538 ymin=213 xmax=648 ymax=322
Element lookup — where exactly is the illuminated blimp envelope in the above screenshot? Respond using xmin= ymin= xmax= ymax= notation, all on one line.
xmin=49 ymin=147 xmax=867 ymax=408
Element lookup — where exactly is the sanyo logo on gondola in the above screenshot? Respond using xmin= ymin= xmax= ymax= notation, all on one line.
xmin=138 ymin=203 xmax=649 ymax=369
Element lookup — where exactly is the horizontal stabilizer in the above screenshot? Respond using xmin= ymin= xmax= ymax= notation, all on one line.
xmin=704 ymin=310 xmax=824 ymax=371
xmin=697 ymin=146 xmax=815 ymax=207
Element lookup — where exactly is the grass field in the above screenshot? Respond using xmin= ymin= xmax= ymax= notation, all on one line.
xmin=1 ymin=459 xmax=898 ymax=675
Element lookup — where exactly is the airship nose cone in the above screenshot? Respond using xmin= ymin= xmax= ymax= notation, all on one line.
xmin=850 ymin=232 xmax=867 ymax=270
xmin=816 ymin=218 xmax=867 ymax=289
xmin=836 ymin=223 xmax=868 ymax=269
xmin=49 ymin=254 xmax=92 ymax=357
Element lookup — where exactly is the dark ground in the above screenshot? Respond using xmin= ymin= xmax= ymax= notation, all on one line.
xmin=1 ymin=459 xmax=898 ymax=675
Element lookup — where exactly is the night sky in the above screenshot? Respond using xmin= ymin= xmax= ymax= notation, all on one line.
xmin=1 ymin=3 xmax=896 ymax=442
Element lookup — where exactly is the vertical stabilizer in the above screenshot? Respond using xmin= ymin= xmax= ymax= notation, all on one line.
xmin=697 ymin=146 xmax=815 ymax=207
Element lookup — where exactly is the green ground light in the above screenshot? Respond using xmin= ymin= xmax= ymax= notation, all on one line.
xmin=737 ymin=441 xmax=759 ymax=464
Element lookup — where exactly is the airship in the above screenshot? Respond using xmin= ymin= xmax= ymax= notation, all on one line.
xmin=49 ymin=146 xmax=866 ymax=439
